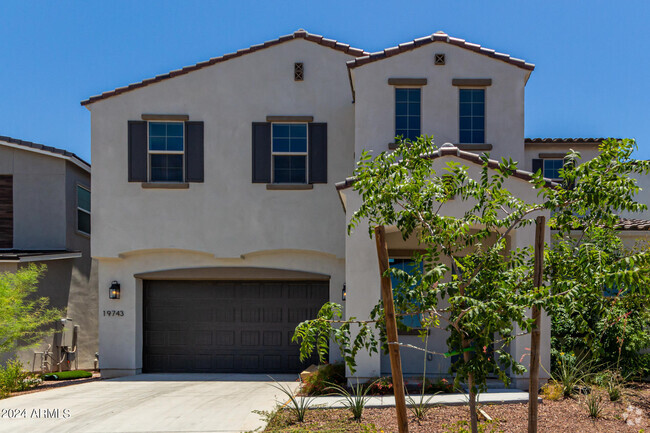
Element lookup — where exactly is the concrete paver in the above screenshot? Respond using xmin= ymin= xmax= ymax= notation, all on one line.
xmin=0 ymin=373 xmax=299 ymax=433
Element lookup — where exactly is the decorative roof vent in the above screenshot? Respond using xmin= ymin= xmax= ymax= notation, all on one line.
xmin=434 ymin=53 xmax=446 ymax=65
xmin=294 ymin=62 xmax=304 ymax=81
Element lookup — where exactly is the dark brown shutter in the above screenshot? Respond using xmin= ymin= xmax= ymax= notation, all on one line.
xmin=0 ymin=175 xmax=13 ymax=248
xmin=308 ymin=123 xmax=327 ymax=184
xmin=185 ymin=121 xmax=204 ymax=182
xmin=252 ymin=122 xmax=271 ymax=183
xmin=532 ymin=158 xmax=543 ymax=175
xmin=128 ymin=121 xmax=147 ymax=182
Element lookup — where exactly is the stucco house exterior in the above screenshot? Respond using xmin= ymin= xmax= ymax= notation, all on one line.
xmin=0 ymin=135 xmax=98 ymax=370
xmin=82 ymin=30 xmax=649 ymax=386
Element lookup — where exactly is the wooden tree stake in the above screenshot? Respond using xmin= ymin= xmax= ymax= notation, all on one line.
xmin=528 ymin=215 xmax=545 ymax=433
xmin=374 ymin=225 xmax=409 ymax=433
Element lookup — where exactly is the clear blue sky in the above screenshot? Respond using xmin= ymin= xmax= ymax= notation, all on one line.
xmin=1 ymin=0 xmax=648 ymax=163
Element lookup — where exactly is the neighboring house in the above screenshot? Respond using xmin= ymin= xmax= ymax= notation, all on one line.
xmin=82 ymin=30 xmax=649 ymax=387
xmin=0 ymin=135 xmax=97 ymax=370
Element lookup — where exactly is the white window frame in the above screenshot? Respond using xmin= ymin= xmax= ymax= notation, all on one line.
xmin=543 ymin=158 xmax=564 ymax=181
xmin=76 ymin=184 xmax=90 ymax=236
xmin=271 ymin=122 xmax=309 ymax=184
xmin=147 ymin=121 xmax=185 ymax=183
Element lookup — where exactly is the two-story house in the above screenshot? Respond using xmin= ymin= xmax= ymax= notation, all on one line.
xmin=82 ymin=30 xmax=649 ymax=387
xmin=0 ymin=135 xmax=97 ymax=370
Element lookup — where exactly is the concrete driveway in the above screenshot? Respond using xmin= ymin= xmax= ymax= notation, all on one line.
xmin=0 ymin=373 xmax=300 ymax=433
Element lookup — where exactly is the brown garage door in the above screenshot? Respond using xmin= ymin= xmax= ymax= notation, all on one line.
xmin=143 ymin=280 xmax=328 ymax=373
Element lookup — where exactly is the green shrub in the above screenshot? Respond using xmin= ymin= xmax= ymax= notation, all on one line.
xmin=300 ymin=363 xmax=345 ymax=396
xmin=364 ymin=376 xmax=393 ymax=395
xmin=41 ymin=370 xmax=92 ymax=381
xmin=0 ymin=359 xmax=40 ymax=395
xmin=550 ymin=352 xmax=593 ymax=397
xmin=325 ymin=379 xmax=375 ymax=422
xmin=442 ymin=420 xmax=503 ymax=433
xmin=585 ymin=393 xmax=603 ymax=418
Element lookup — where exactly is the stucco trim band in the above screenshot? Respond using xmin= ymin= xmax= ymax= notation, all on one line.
xmin=141 ymin=114 xmax=190 ymax=121
xmin=266 ymin=116 xmax=314 ymax=122
xmin=387 ymin=78 xmax=428 ymax=86
xmin=452 ymin=78 xmax=492 ymax=87
xmin=141 ymin=183 xmax=190 ymax=189
xmin=134 ymin=266 xmax=331 ymax=281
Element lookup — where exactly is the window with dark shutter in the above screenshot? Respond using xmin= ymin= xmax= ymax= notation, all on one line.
xmin=185 ymin=121 xmax=204 ymax=182
xmin=128 ymin=121 xmax=148 ymax=182
xmin=0 ymin=175 xmax=13 ymax=248
xmin=532 ymin=158 xmax=543 ymax=175
xmin=252 ymin=122 xmax=272 ymax=183
xmin=308 ymin=123 xmax=327 ymax=184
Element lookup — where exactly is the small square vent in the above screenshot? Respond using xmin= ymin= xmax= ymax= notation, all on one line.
xmin=434 ymin=53 xmax=446 ymax=65
xmin=294 ymin=62 xmax=304 ymax=81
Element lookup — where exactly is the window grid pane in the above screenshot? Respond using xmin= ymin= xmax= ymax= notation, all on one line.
xmin=273 ymin=155 xmax=306 ymax=184
xmin=272 ymin=123 xmax=307 ymax=153
xmin=77 ymin=209 xmax=90 ymax=234
xmin=543 ymin=159 xmax=564 ymax=179
xmin=459 ymin=89 xmax=485 ymax=144
xmin=77 ymin=186 xmax=90 ymax=212
xmin=271 ymin=123 xmax=308 ymax=184
xmin=395 ymin=88 xmax=421 ymax=141
xmin=150 ymin=154 xmax=184 ymax=183
xmin=149 ymin=122 xmax=184 ymax=152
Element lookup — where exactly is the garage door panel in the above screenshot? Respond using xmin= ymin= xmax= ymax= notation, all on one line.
xmin=143 ymin=280 xmax=329 ymax=373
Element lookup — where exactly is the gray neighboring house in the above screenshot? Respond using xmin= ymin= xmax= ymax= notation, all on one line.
xmin=0 ymin=135 xmax=97 ymax=370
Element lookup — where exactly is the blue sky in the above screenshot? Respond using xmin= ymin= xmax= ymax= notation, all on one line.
xmin=1 ymin=0 xmax=648 ymax=163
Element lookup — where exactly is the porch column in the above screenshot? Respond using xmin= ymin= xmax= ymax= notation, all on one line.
xmin=344 ymin=191 xmax=382 ymax=379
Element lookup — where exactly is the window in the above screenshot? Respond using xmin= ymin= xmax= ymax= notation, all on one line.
xmin=395 ymin=88 xmax=421 ymax=141
xmin=272 ymin=123 xmax=308 ymax=183
xmin=543 ymin=159 xmax=564 ymax=180
xmin=459 ymin=89 xmax=485 ymax=144
xmin=148 ymin=122 xmax=184 ymax=182
xmin=389 ymin=258 xmax=423 ymax=328
xmin=77 ymin=185 xmax=90 ymax=235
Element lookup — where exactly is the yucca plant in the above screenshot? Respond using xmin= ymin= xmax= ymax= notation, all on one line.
xmin=268 ymin=380 xmax=315 ymax=423
xmin=325 ymin=379 xmax=376 ymax=421
xmin=406 ymin=392 xmax=437 ymax=420
xmin=585 ymin=392 xmax=603 ymax=418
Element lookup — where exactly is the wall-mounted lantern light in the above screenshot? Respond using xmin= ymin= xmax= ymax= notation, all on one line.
xmin=109 ymin=281 xmax=121 ymax=299
xmin=342 ymin=284 xmax=346 ymax=301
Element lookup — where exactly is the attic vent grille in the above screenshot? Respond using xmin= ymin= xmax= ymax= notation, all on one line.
xmin=434 ymin=53 xmax=446 ymax=65
xmin=294 ymin=62 xmax=304 ymax=81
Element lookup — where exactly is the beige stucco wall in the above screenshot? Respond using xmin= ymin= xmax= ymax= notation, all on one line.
xmin=88 ymin=38 xmax=355 ymax=261
xmin=351 ymin=43 xmax=530 ymax=163
xmin=96 ymin=250 xmax=344 ymax=378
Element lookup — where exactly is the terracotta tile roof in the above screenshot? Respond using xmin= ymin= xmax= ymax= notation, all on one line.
xmin=525 ymin=138 xmax=610 ymax=144
xmin=346 ymin=31 xmax=535 ymax=71
xmin=616 ymin=217 xmax=650 ymax=231
xmin=81 ymin=29 xmax=368 ymax=107
xmin=335 ymin=143 xmax=556 ymax=191
xmin=0 ymin=135 xmax=90 ymax=171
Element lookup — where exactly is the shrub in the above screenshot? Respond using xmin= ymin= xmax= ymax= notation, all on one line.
xmin=300 ymin=363 xmax=345 ymax=396
xmin=406 ymin=393 xmax=436 ymax=420
xmin=540 ymin=381 xmax=563 ymax=401
xmin=442 ymin=420 xmax=502 ymax=433
xmin=364 ymin=376 xmax=393 ymax=395
xmin=268 ymin=380 xmax=314 ymax=423
xmin=550 ymin=352 xmax=593 ymax=397
xmin=0 ymin=359 xmax=40 ymax=395
xmin=423 ymin=377 xmax=454 ymax=394
xmin=585 ymin=393 xmax=603 ymax=418
xmin=325 ymin=379 xmax=375 ymax=422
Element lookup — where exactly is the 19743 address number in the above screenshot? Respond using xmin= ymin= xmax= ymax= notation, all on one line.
xmin=103 ymin=310 xmax=124 ymax=317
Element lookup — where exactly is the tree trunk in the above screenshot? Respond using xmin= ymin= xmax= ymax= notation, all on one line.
xmin=463 ymin=335 xmax=479 ymax=433
xmin=528 ymin=216 xmax=546 ymax=433
xmin=374 ymin=226 xmax=409 ymax=433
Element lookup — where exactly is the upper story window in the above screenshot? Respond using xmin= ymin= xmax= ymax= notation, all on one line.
xmin=543 ymin=159 xmax=564 ymax=180
xmin=395 ymin=88 xmax=421 ymax=141
xmin=148 ymin=122 xmax=184 ymax=182
xmin=76 ymin=185 xmax=90 ymax=235
xmin=389 ymin=258 xmax=424 ymax=329
xmin=459 ymin=89 xmax=485 ymax=144
xmin=272 ymin=123 xmax=308 ymax=183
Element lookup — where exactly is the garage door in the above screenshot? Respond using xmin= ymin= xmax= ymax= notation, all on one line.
xmin=143 ymin=280 xmax=328 ymax=373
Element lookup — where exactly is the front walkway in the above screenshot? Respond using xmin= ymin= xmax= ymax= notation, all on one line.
xmin=0 ymin=373 xmax=299 ymax=433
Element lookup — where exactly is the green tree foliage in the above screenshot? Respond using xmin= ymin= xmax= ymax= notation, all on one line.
xmin=0 ymin=264 xmax=64 ymax=356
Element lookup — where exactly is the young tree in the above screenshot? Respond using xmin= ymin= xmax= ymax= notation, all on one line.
xmin=0 ymin=264 xmax=64 ymax=357
xmin=294 ymin=137 xmax=650 ymax=433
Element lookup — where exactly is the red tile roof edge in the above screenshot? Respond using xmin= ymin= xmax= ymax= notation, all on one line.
xmin=525 ymin=138 xmax=612 ymax=144
xmin=81 ymin=29 xmax=369 ymax=106
xmin=346 ymin=31 xmax=535 ymax=71
xmin=335 ymin=144 xmax=555 ymax=191
xmin=615 ymin=217 xmax=650 ymax=231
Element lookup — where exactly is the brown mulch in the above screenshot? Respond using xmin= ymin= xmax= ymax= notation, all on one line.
xmin=266 ymin=383 xmax=650 ymax=432
xmin=7 ymin=371 xmax=102 ymax=398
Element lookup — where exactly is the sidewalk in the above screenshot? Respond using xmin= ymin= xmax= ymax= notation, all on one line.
xmin=307 ymin=389 xmax=539 ymax=409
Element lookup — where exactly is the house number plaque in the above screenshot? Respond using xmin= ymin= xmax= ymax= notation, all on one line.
xmin=102 ymin=310 xmax=125 ymax=317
